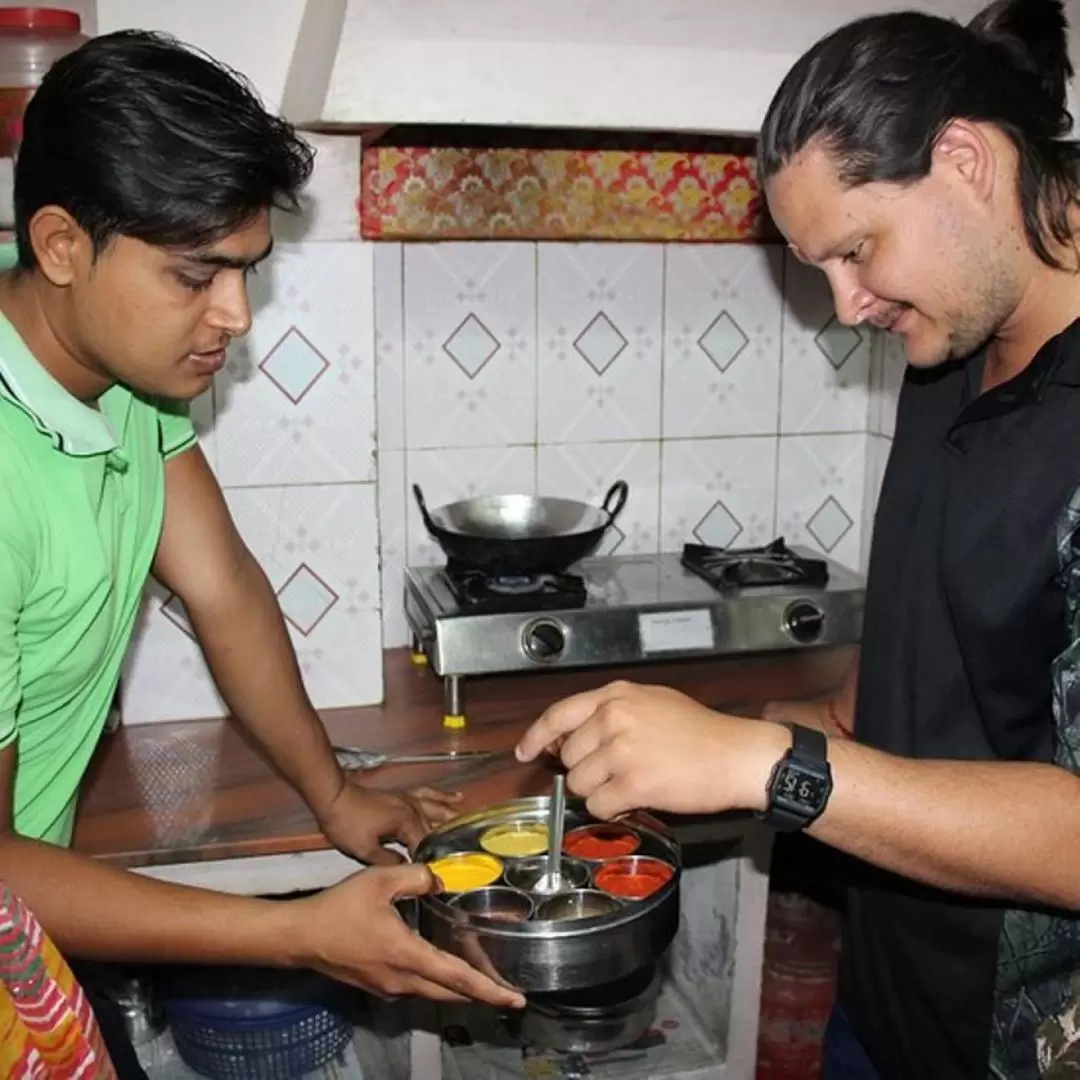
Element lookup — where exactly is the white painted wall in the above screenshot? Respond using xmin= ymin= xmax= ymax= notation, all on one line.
xmin=95 ymin=0 xmax=308 ymax=113
xmin=320 ymin=0 xmax=1003 ymax=132
xmin=32 ymin=0 xmax=1080 ymax=135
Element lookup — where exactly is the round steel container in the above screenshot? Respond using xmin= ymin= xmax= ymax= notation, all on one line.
xmin=415 ymin=796 xmax=680 ymax=993
xmin=514 ymin=964 xmax=662 ymax=1053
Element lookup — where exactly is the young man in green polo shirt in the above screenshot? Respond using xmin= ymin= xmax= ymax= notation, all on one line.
xmin=0 ymin=27 xmax=524 ymax=1074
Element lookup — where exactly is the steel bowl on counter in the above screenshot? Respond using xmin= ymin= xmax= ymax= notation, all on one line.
xmin=413 ymin=796 xmax=680 ymax=994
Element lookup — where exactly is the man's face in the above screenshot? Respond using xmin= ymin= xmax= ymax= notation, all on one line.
xmin=765 ymin=143 xmax=1020 ymax=368
xmin=66 ymin=211 xmax=272 ymax=400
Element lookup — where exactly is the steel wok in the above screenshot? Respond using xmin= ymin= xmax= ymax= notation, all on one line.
xmin=413 ymin=480 xmax=628 ymax=575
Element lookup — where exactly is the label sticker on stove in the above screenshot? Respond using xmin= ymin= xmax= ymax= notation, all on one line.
xmin=638 ymin=609 xmax=715 ymax=653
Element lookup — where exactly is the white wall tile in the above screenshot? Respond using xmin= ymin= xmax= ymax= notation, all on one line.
xmin=663 ymin=245 xmax=783 ymax=438
xmin=406 ymin=446 xmax=537 ymax=566
xmin=123 ymin=482 xmax=384 ymax=722
xmin=659 ymin=437 xmax=778 ymax=553
xmin=214 ymin=242 xmax=376 ymax=486
xmin=539 ymin=244 xmax=663 ymax=443
xmin=537 ymin=442 xmax=660 ymax=555
xmin=272 ymin=133 xmax=362 ymax=244
xmin=781 ymin=253 xmax=872 ymax=434
xmin=777 ymin=433 xmax=868 ymax=572
xmin=374 ymin=244 xmax=406 ymax=451
xmin=404 ymin=243 xmax=536 ymax=449
xmin=121 ymin=584 xmax=227 ymax=724
xmin=377 ymin=450 xmax=410 ymax=648
xmin=227 ymin=484 xmax=383 ymax=707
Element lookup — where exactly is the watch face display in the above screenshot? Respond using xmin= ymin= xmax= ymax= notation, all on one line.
xmin=776 ymin=764 xmax=830 ymax=809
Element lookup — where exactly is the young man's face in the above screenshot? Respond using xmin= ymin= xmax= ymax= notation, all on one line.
xmin=67 ymin=211 xmax=272 ymax=400
xmin=765 ymin=139 xmax=1022 ymax=369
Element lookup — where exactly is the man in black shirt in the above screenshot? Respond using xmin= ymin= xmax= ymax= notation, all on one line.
xmin=515 ymin=1 xmax=1080 ymax=1076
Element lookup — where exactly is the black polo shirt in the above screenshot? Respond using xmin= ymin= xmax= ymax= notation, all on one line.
xmin=843 ymin=318 xmax=1080 ymax=1080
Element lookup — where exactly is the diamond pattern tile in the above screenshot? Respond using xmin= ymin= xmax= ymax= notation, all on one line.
xmin=160 ymin=593 xmax=196 ymax=641
xmin=596 ymin=522 xmax=627 ymax=556
xmin=574 ymin=311 xmax=629 ymax=376
xmin=698 ymin=311 xmax=750 ymax=373
xmin=277 ymin=564 xmax=339 ymax=636
xmin=259 ymin=326 xmax=330 ymax=404
xmin=807 ymin=495 xmax=854 ymax=553
xmin=443 ymin=313 xmax=501 ymax=379
xmin=693 ymin=500 xmax=744 ymax=549
xmin=814 ymin=317 xmax=864 ymax=371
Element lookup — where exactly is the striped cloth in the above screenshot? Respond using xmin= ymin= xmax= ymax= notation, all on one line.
xmin=0 ymin=883 xmax=116 ymax=1079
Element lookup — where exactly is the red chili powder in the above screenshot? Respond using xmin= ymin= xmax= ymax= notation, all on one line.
xmin=563 ymin=825 xmax=641 ymax=860
xmin=595 ymin=859 xmax=674 ymax=900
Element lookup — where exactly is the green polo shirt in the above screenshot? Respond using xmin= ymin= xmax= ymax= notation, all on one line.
xmin=0 ymin=245 xmax=196 ymax=846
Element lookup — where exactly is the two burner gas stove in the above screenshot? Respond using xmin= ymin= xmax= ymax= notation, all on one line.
xmin=404 ymin=539 xmax=865 ymax=725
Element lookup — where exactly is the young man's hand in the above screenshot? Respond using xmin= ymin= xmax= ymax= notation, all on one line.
xmin=316 ymin=781 xmax=463 ymax=865
xmin=291 ymin=864 xmax=525 ymax=1008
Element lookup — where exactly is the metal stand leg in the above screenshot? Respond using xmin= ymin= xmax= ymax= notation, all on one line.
xmin=410 ymin=631 xmax=429 ymax=667
xmin=443 ymin=675 xmax=465 ymax=729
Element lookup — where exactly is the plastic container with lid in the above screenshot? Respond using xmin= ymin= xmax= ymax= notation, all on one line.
xmin=0 ymin=8 xmax=87 ymax=225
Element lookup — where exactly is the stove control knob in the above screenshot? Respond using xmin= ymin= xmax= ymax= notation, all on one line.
xmin=522 ymin=619 xmax=567 ymax=664
xmin=783 ymin=601 xmax=826 ymax=644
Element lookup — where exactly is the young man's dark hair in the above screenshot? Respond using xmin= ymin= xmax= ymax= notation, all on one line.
xmin=759 ymin=0 xmax=1079 ymax=269
xmin=13 ymin=29 xmax=314 ymax=269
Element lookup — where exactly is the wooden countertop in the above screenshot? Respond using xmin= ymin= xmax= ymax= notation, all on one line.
xmin=73 ymin=647 xmax=854 ymax=868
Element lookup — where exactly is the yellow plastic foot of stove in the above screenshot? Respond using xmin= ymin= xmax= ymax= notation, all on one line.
xmin=442 ymin=714 xmax=466 ymax=730
xmin=410 ymin=651 xmax=429 ymax=667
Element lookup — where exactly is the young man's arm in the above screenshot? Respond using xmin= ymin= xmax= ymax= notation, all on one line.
xmin=0 ymin=746 xmax=522 ymax=1007
xmin=0 ymin=520 xmax=520 ymax=1006
xmin=152 ymin=446 xmax=460 ymax=863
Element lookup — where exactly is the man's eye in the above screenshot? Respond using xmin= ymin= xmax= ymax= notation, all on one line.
xmin=842 ymin=243 xmax=865 ymax=265
xmin=177 ymin=272 xmax=215 ymax=292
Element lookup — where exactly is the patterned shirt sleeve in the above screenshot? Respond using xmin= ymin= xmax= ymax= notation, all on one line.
xmin=1034 ymin=492 xmax=1080 ymax=1076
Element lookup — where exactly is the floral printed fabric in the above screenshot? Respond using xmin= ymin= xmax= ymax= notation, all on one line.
xmin=0 ymin=882 xmax=116 ymax=1079
xmin=359 ymin=131 xmax=777 ymax=242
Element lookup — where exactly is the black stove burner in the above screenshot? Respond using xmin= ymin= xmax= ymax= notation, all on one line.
xmin=486 ymin=574 xmax=547 ymax=596
xmin=681 ymin=537 xmax=829 ymax=591
xmin=442 ymin=564 xmax=588 ymax=614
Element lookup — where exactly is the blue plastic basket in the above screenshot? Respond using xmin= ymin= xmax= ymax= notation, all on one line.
xmin=166 ymin=999 xmax=351 ymax=1079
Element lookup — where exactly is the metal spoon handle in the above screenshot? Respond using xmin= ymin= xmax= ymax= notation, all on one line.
xmin=547 ymin=773 xmax=567 ymax=884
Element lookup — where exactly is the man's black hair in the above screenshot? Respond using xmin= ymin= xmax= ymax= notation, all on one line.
xmin=14 ymin=29 xmax=314 ymax=268
xmin=759 ymin=0 xmax=1079 ymax=269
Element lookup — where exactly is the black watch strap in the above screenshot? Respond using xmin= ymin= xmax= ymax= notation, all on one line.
xmin=791 ymin=723 xmax=828 ymax=766
xmin=760 ymin=723 xmax=832 ymax=833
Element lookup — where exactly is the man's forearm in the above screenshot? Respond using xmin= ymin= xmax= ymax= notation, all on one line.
xmin=183 ymin=553 xmax=345 ymax=819
xmin=1 ymin=835 xmax=296 ymax=965
xmin=746 ymin=726 xmax=1080 ymax=906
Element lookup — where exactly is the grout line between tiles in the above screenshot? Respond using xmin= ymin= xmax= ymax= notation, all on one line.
xmin=657 ymin=245 xmax=669 ymax=547
xmin=220 ymin=480 xmax=379 ymax=493
xmin=397 ymin=244 xmax=411 ymax=562
xmin=534 ymin=241 xmax=540 ymax=492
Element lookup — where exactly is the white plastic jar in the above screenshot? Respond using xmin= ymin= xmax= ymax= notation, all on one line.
xmin=0 ymin=8 xmax=87 ymax=227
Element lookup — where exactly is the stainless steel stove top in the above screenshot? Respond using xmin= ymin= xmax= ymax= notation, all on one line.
xmin=404 ymin=548 xmax=864 ymax=680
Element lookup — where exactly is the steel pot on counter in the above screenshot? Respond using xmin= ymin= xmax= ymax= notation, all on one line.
xmin=412 ymin=481 xmax=629 ymax=575
xmin=413 ymin=795 xmax=680 ymax=994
